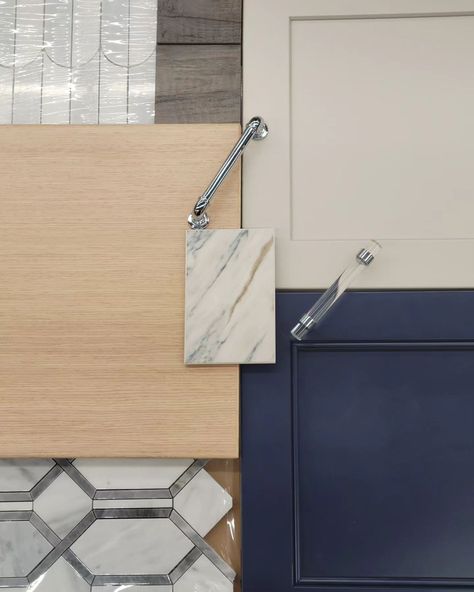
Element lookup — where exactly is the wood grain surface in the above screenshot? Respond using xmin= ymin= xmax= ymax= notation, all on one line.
xmin=157 ymin=0 xmax=241 ymax=44
xmin=156 ymin=45 xmax=241 ymax=123
xmin=0 ymin=125 xmax=240 ymax=458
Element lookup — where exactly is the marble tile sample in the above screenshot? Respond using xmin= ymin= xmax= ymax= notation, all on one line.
xmin=0 ymin=521 xmax=52 ymax=577
xmin=34 ymin=472 xmax=92 ymax=537
xmin=29 ymin=557 xmax=90 ymax=592
xmin=0 ymin=459 xmax=54 ymax=491
xmin=0 ymin=459 xmax=235 ymax=590
xmin=71 ymin=517 xmax=194 ymax=575
xmin=185 ymin=228 xmax=276 ymax=364
xmin=174 ymin=555 xmax=233 ymax=592
xmin=73 ymin=458 xmax=193 ymax=490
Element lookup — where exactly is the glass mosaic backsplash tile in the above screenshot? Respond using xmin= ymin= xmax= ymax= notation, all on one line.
xmin=0 ymin=0 xmax=157 ymax=124
xmin=0 ymin=459 xmax=234 ymax=591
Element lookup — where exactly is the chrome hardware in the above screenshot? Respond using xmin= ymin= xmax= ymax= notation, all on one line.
xmin=357 ymin=247 xmax=375 ymax=266
xmin=187 ymin=116 xmax=268 ymax=229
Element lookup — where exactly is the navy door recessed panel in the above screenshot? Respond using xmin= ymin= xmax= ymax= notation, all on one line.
xmin=241 ymin=292 xmax=474 ymax=592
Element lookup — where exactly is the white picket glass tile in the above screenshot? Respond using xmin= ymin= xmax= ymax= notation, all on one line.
xmin=12 ymin=56 xmax=42 ymax=122
xmin=15 ymin=0 xmax=45 ymax=67
xmin=34 ymin=472 xmax=92 ymax=537
xmin=0 ymin=0 xmax=158 ymax=124
xmin=71 ymin=518 xmax=194 ymax=574
xmin=0 ymin=459 xmax=54 ymax=492
xmin=0 ymin=67 xmax=13 ymax=122
xmin=41 ymin=54 xmax=71 ymax=123
xmin=29 ymin=557 xmax=90 ymax=592
xmin=44 ymin=0 xmax=73 ymax=67
xmin=174 ymin=555 xmax=233 ymax=592
xmin=102 ymin=0 xmax=129 ymax=67
xmin=72 ymin=0 xmax=101 ymax=67
xmin=98 ymin=54 xmax=128 ymax=123
xmin=128 ymin=0 xmax=157 ymax=66
xmin=0 ymin=522 xmax=52 ymax=577
xmin=127 ymin=53 xmax=156 ymax=123
xmin=73 ymin=459 xmax=193 ymax=489
xmin=174 ymin=470 xmax=232 ymax=537
xmin=0 ymin=0 xmax=16 ymax=67
xmin=70 ymin=53 xmax=99 ymax=123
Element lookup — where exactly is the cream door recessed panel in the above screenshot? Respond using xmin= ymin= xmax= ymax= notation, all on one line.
xmin=243 ymin=0 xmax=474 ymax=288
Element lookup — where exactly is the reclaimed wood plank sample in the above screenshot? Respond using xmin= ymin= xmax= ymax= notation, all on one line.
xmin=155 ymin=45 xmax=241 ymax=123
xmin=157 ymin=0 xmax=241 ymax=44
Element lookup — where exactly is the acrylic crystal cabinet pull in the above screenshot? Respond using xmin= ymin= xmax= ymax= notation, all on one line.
xmin=185 ymin=117 xmax=276 ymax=365
xmin=291 ymin=240 xmax=381 ymax=340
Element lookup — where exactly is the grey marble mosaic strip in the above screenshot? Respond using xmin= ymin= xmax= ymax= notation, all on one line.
xmin=169 ymin=459 xmax=208 ymax=497
xmin=54 ymin=460 xmax=96 ymax=498
xmin=92 ymin=574 xmax=173 ymax=586
xmin=0 ymin=492 xmax=32 ymax=502
xmin=62 ymin=549 xmax=95 ymax=585
xmin=27 ymin=511 xmax=95 ymax=583
xmin=30 ymin=464 xmax=63 ymax=499
xmin=94 ymin=488 xmax=172 ymax=500
xmin=0 ymin=511 xmax=31 ymax=521
xmin=93 ymin=508 xmax=172 ymax=520
xmin=170 ymin=510 xmax=236 ymax=583
xmin=29 ymin=512 xmax=61 ymax=546
xmin=169 ymin=547 xmax=202 ymax=584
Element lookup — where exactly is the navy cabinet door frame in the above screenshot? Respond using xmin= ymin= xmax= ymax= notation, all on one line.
xmin=241 ymin=291 xmax=474 ymax=592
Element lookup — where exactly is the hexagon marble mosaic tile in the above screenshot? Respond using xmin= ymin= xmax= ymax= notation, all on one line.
xmin=0 ymin=459 xmax=234 ymax=591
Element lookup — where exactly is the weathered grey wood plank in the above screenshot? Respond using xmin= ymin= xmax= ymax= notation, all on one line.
xmin=155 ymin=45 xmax=241 ymax=123
xmin=157 ymin=0 xmax=241 ymax=44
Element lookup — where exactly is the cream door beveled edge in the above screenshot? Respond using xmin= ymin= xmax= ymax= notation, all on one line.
xmin=243 ymin=0 xmax=474 ymax=289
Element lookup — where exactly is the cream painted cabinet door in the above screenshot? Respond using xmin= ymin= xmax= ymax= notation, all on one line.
xmin=243 ymin=0 xmax=474 ymax=288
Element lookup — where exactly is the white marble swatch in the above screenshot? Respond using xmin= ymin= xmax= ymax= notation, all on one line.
xmin=174 ymin=555 xmax=232 ymax=592
xmin=174 ymin=469 xmax=232 ymax=537
xmin=29 ymin=557 xmax=89 ymax=592
xmin=185 ymin=229 xmax=276 ymax=364
xmin=0 ymin=459 xmax=54 ymax=491
xmin=71 ymin=518 xmax=194 ymax=575
xmin=0 ymin=522 xmax=52 ymax=577
xmin=35 ymin=472 xmax=92 ymax=537
xmin=73 ymin=458 xmax=193 ymax=489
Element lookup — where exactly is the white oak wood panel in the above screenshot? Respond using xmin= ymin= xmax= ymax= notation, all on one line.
xmin=243 ymin=0 xmax=474 ymax=288
xmin=0 ymin=125 xmax=240 ymax=458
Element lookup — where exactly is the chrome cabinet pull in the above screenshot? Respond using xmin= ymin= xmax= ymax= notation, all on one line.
xmin=187 ymin=116 xmax=268 ymax=229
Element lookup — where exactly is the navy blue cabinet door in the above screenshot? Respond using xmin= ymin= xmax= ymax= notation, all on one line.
xmin=242 ymin=291 xmax=474 ymax=592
